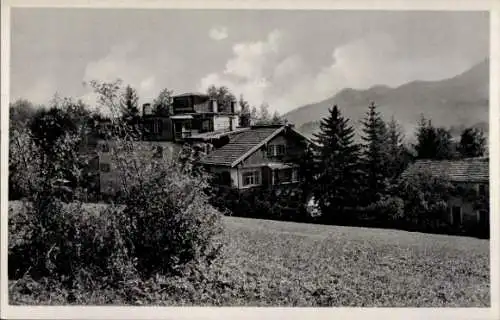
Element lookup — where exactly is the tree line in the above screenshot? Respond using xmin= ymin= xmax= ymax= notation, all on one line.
xmin=310 ymin=102 xmax=486 ymax=218
xmin=211 ymin=101 xmax=487 ymax=239
xmin=9 ymin=85 xmax=488 ymax=239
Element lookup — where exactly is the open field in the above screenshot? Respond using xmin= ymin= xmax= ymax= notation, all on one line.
xmin=8 ymin=202 xmax=490 ymax=306
xmin=218 ymin=217 xmax=490 ymax=307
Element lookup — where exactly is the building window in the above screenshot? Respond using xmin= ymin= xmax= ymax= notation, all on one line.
xmin=153 ymin=120 xmax=161 ymax=134
xmin=282 ymin=169 xmax=293 ymax=183
xmin=202 ymin=120 xmax=211 ymax=132
xmin=478 ymin=184 xmax=487 ymax=196
xmin=267 ymin=144 xmax=286 ymax=157
xmin=451 ymin=206 xmax=462 ymax=226
xmin=100 ymin=163 xmax=111 ymax=173
xmin=242 ymin=170 xmax=261 ymax=187
xmin=273 ymin=168 xmax=299 ymax=185
xmin=100 ymin=143 xmax=110 ymax=153
xmin=292 ymin=168 xmax=299 ymax=182
xmin=478 ymin=210 xmax=488 ymax=227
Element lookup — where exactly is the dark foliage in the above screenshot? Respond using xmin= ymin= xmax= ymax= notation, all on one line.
xmin=153 ymin=88 xmax=174 ymax=116
xmin=360 ymin=102 xmax=389 ymax=204
xmin=415 ymin=115 xmax=456 ymax=160
xmin=313 ymin=105 xmax=362 ymax=221
xmin=458 ymin=127 xmax=486 ymax=158
xmin=29 ymin=107 xmax=78 ymax=155
xmin=238 ymin=95 xmax=252 ymax=127
xmin=385 ymin=117 xmax=411 ymax=181
xmin=207 ymin=85 xmax=236 ymax=113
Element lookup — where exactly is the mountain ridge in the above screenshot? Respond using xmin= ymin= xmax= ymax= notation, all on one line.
xmin=284 ymin=58 xmax=489 ymax=139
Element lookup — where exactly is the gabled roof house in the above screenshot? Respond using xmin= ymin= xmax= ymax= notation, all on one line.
xmin=200 ymin=124 xmax=315 ymax=189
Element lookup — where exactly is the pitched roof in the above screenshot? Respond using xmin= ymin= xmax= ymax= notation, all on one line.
xmin=187 ymin=127 xmax=250 ymax=141
xmin=403 ymin=158 xmax=489 ymax=183
xmin=200 ymin=126 xmax=285 ymax=167
xmin=174 ymin=92 xmax=209 ymax=98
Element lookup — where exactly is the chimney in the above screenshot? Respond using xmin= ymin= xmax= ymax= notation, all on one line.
xmin=230 ymin=101 xmax=235 ymax=114
xmin=210 ymin=98 xmax=218 ymax=113
xmin=142 ymin=103 xmax=152 ymax=117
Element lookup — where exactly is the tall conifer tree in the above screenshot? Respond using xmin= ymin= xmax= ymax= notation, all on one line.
xmin=386 ymin=116 xmax=409 ymax=181
xmin=313 ymin=105 xmax=361 ymax=221
xmin=415 ymin=114 xmax=455 ymax=160
xmin=120 ymin=85 xmax=141 ymax=139
xmin=360 ymin=101 xmax=388 ymax=204
xmin=458 ymin=127 xmax=486 ymax=158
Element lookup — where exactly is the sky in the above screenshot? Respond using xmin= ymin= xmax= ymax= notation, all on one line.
xmin=10 ymin=9 xmax=489 ymax=114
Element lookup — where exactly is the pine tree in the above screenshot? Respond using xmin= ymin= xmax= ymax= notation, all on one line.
xmin=120 ymin=85 xmax=140 ymax=138
xmin=414 ymin=115 xmax=455 ymax=160
xmin=313 ymin=105 xmax=361 ymax=221
xmin=458 ymin=127 xmax=486 ymax=158
xmin=121 ymin=85 xmax=140 ymax=120
xmin=250 ymin=106 xmax=258 ymax=124
xmin=435 ymin=127 xmax=455 ymax=160
xmin=386 ymin=116 xmax=409 ymax=180
xmin=415 ymin=115 xmax=437 ymax=159
xmin=360 ymin=102 xmax=389 ymax=204
xmin=259 ymin=103 xmax=271 ymax=122
xmin=270 ymin=110 xmax=283 ymax=125
xmin=238 ymin=95 xmax=251 ymax=127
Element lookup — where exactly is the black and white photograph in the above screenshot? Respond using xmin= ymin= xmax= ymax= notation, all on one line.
xmin=1 ymin=1 xmax=498 ymax=319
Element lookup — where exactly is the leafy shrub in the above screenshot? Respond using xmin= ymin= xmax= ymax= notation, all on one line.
xmin=364 ymin=196 xmax=405 ymax=222
xmin=88 ymin=80 xmax=225 ymax=277
xmin=9 ymin=81 xmax=225 ymax=300
xmin=8 ymin=200 xmax=136 ymax=288
xmin=119 ymin=159 xmax=224 ymax=277
xmin=212 ymin=185 xmax=309 ymax=222
xmin=395 ymin=167 xmax=455 ymax=232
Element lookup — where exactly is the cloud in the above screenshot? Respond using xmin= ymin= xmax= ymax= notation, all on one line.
xmin=209 ymin=26 xmax=228 ymax=41
xmin=81 ymin=42 xmax=161 ymax=111
xmin=199 ymin=29 xmax=283 ymax=107
xmin=199 ymin=28 xmax=343 ymax=113
xmin=198 ymin=31 xmax=471 ymax=115
xmin=20 ymin=77 xmax=58 ymax=106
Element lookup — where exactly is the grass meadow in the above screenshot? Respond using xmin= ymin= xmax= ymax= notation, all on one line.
xmin=8 ymin=202 xmax=490 ymax=307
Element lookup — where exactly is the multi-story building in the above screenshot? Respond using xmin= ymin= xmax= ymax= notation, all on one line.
xmin=95 ymin=92 xmax=240 ymax=196
xmin=142 ymin=92 xmax=239 ymax=143
xmin=94 ymin=92 xmax=314 ymax=197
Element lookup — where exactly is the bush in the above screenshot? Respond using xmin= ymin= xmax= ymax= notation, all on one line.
xmin=211 ymin=185 xmax=310 ymax=223
xmin=396 ymin=167 xmax=454 ymax=228
xmin=120 ymin=160 xmax=224 ymax=277
xmin=9 ymin=200 xmax=136 ymax=288
xmin=9 ymin=131 xmax=224 ymax=297
xmin=364 ymin=196 xmax=405 ymax=223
